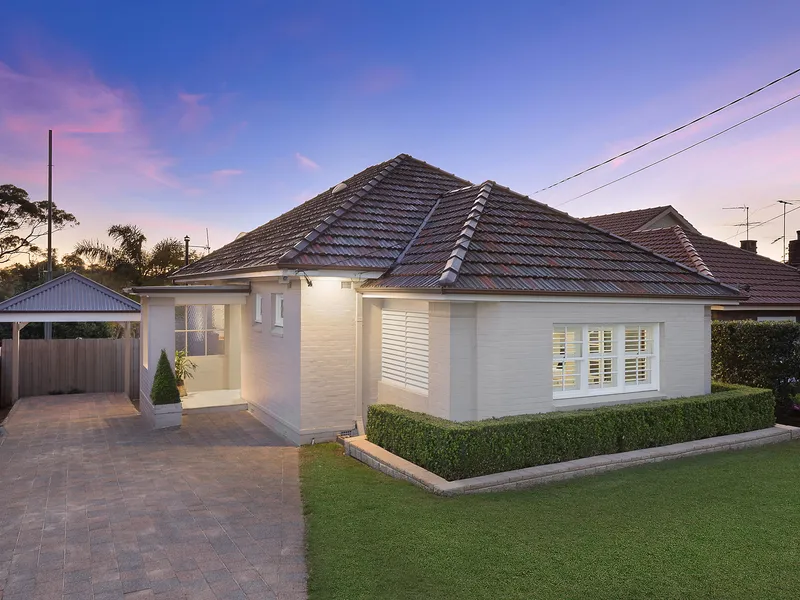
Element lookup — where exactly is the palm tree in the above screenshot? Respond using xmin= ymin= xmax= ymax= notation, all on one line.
xmin=74 ymin=224 xmax=185 ymax=287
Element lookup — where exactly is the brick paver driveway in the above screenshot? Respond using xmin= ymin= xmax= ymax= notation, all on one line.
xmin=0 ymin=393 xmax=306 ymax=600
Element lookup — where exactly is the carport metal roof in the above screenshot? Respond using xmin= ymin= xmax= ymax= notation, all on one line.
xmin=0 ymin=272 xmax=140 ymax=322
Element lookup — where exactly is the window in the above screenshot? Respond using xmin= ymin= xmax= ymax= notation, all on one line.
xmin=273 ymin=293 xmax=284 ymax=328
xmin=553 ymin=324 xmax=658 ymax=399
xmin=757 ymin=315 xmax=796 ymax=322
xmin=381 ymin=309 xmax=429 ymax=393
xmin=254 ymin=293 xmax=263 ymax=324
xmin=175 ymin=305 xmax=225 ymax=356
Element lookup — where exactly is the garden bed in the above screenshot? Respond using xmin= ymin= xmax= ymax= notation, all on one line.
xmin=366 ymin=383 xmax=774 ymax=480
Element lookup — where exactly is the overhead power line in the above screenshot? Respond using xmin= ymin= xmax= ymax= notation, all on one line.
xmin=556 ymin=90 xmax=800 ymax=208
xmin=535 ymin=66 xmax=800 ymax=195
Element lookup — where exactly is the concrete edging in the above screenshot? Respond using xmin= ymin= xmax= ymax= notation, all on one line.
xmin=344 ymin=425 xmax=800 ymax=496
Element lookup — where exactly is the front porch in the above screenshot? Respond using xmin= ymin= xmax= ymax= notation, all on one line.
xmin=182 ymin=388 xmax=247 ymax=413
xmin=129 ymin=284 xmax=250 ymax=425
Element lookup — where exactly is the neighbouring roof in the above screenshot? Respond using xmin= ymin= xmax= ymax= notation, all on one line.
xmin=583 ymin=205 xmax=698 ymax=237
xmin=173 ymin=154 xmax=469 ymax=279
xmin=625 ymin=226 xmax=800 ymax=305
xmin=363 ymin=182 xmax=738 ymax=298
xmin=0 ymin=272 xmax=141 ymax=313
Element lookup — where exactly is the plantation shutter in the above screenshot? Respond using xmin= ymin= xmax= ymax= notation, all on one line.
xmin=381 ymin=309 xmax=429 ymax=392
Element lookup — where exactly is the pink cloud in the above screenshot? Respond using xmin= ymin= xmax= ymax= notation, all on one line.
xmin=356 ymin=67 xmax=409 ymax=95
xmin=295 ymin=152 xmax=320 ymax=171
xmin=178 ymin=93 xmax=212 ymax=132
xmin=210 ymin=169 xmax=244 ymax=184
xmin=0 ymin=58 xmax=186 ymax=202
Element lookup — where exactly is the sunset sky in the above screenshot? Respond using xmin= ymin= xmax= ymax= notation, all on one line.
xmin=2 ymin=0 xmax=800 ymax=261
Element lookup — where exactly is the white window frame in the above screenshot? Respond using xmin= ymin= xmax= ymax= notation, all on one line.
xmin=757 ymin=315 xmax=796 ymax=322
xmin=553 ymin=323 xmax=659 ymax=400
xmin=272 ymin=293 xmax=284 ymax=329
xmin=254 ymin=293 xmax=263 ymax=324
xmin=381 ymin=309 xmax=429 ymax=394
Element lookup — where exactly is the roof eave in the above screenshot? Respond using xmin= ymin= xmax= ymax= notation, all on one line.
xmin=359 ymin=285 xmax=741 ymax=302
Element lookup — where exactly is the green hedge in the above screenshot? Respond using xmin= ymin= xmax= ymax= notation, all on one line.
xmin=366 ymin=384 xmax=774 ymax=480
xmin=711 ymin=320 xmax=800 ymax=416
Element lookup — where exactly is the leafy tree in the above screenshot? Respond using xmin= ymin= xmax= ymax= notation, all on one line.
xmin=0 ymin=184 xmax=78 ymax=263
xmin=74 ymin=224 xmax=189 ymax=287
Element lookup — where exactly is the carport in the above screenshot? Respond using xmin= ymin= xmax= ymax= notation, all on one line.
xmin=0 ymin=272 xmax=141 ymax=403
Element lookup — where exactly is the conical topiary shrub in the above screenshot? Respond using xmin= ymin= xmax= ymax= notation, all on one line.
xmin=151 ymin=349 xmax=181 ymax=405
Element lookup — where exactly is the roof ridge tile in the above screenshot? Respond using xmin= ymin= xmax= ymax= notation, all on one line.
xmin=439 ymin=181 xmax=493 ymax=286
xmin=673 ymin=225 xmax=714 ymax=278
xmin=277 ymin=156 xmax=406 ymax=264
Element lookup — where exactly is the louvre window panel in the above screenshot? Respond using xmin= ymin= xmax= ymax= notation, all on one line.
xmin=381 ymin=309 xmax=429 ymax=392
xmin=553 ymin=323 xmax=658 ymax=396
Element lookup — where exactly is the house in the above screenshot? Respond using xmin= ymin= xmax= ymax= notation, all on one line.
xmin=129 ymin=155 xmax=739 ymax=443
xmin=583 ymin=205 xmax=800 ymax=321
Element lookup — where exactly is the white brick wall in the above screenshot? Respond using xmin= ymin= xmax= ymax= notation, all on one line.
xmin=299 ymin=278 xmax=358 ymax=432
xmin=365 ymin=298 xmax=712 ymax=422
xmin=241 ymin=281 xmax=301 ymax=432
xmin=474 ymin=301 xmax=709 ymax=419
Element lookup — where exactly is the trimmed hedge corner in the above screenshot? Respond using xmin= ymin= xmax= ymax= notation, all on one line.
xmin=151 ymin=349 xmax=181 ymax=405
xmin=366 ymin=384 xmax=774 ymax=480
xmin=712 ymin=320 xmax=800 ymax=417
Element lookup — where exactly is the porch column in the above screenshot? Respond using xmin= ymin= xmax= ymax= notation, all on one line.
xmin=123 ymin=321 xmax=132 ymax=399
xmin=223 ymin=304 xmax=242 ymax=390
xmin=141 ymin=296 xmax=176 ymax=404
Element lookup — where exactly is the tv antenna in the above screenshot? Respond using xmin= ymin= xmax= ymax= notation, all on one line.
xmin=776 ymin=200 xmax=796 ymax=262
xmin=723 ymin=205 xmax=761 ymax=241
xmin=182 ymin=229 xmax=212 ymax=265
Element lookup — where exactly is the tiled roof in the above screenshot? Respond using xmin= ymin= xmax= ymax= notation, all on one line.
xmin=627 ymin=227 xmax=800 ymax=305
xmin=582 ymin=206 xmax=671 ymax=236
xmin=173 ymin=155 xmax=469 ymax=278
xmin=583 ymin=205 xmax=699 ymax=237
xmin=0 ymin=272 xmax=141 ymax=313
xmin=365 ymin=183 xmax=738 ymax=299
xmin=175 ymin=154 xmax=738 ymax=300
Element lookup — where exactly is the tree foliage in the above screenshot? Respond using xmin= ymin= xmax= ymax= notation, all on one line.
xmin=74 ymin=224 xmax=190 ymax=287
xmin=0 ymin=184 xmax=78 ymax=264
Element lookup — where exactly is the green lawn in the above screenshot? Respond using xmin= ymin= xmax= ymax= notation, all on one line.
xmin=300 ymin=442 xmax=800 ymax=600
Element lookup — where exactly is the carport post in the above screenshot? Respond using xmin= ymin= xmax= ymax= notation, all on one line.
xmin=11 ymin=322 xmax=26 ymax=403
xmin=123 ymin=321 xmax=132 ymax=399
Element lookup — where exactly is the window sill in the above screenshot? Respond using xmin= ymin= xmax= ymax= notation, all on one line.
xmin=271 ymin=326 xmax=284 ymax=338
xmin=380 ymin=379 xmax=428 ymax=397
xmin=553 ymin=389 xmax=664 ymax=411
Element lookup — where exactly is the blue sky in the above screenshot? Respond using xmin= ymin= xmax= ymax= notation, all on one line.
xmin=2 ymin=0 xmax=800 ymax=260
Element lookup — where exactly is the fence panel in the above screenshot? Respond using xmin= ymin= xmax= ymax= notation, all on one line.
xmin=0 ymin=338 xmax=140 ymax=407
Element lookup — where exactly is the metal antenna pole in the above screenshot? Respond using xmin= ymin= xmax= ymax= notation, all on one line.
xmin=47 ymin=130 xmax=53 ymax=281
xmin=45 ymin=130 xmax=53 ymax=341
xmin=778 ymin=200 xmax=794 ymax=262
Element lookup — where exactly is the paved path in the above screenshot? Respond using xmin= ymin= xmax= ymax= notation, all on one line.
xmin=0 ymin=394 xmax=306 ymax=600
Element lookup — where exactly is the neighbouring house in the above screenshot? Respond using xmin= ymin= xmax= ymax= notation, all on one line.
xmin=129 ymin=155 xmax=739 ymax=443
xmin=583 ymin=205 xmax=800 ymax=321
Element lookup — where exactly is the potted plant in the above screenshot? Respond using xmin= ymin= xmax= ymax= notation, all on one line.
xmin=146 ymin=349 xmax=182 ymax=429
xmin=174 ymin=350 xmax=197 ymax=397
